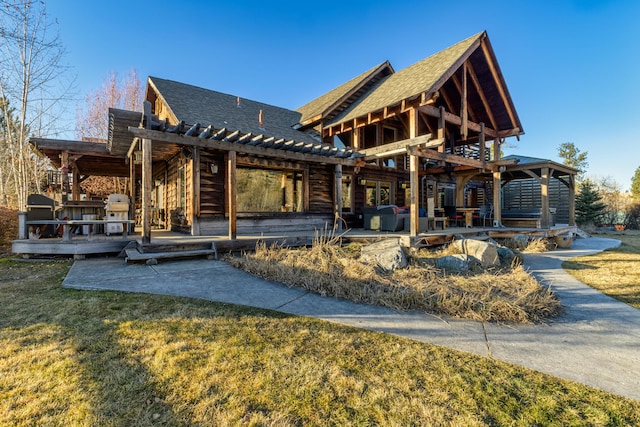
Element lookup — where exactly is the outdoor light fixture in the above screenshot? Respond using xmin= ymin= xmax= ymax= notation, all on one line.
xmin=133 ymin=150 xmax=143 ymax=165
xmin=358 ymin=178 xmax=367 ymax=185
xmin=209 ymin=162 xmax=218 ymax=174
xmin=398 ymin=181 xmax=408 ymax=189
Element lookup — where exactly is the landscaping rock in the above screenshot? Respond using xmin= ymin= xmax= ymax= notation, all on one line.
xmin=497 ymin=246 xmax=516 ymax=264
xmin=451 ymin=238 xmax=500 ymax=267
xmin=436 ymin=254 xmax=474 ymax=271
xmin=512 ymin=234 xmax=529 ymax=250
xmin=360 ymin=239 xmax=408 ymax=272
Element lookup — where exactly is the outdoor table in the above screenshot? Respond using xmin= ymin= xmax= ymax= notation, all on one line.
xmin=455 ymin=207 xmax=479 ymax=228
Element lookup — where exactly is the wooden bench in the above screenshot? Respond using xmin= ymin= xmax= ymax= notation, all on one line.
xmin=26 ymin=219 xmax=136 ymax=242
xmin=124 ymin=242 xmax=218 ymax=264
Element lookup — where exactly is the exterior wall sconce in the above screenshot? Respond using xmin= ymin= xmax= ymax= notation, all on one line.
xmin=358 ymin=178 xmax=367 ymax=185
xmin=133 ymin=150 xmax=143 ymax=165
xmin=398 ymin=181 xmax=408 ymax=189
xmin=209 ymin=162 xmax=218 ymax=174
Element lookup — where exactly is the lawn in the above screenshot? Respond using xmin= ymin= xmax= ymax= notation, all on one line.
xmin=1 ymin=258 xmax=639 ymax=426
xmin=563 ymin=230 xmax=640 ymax=309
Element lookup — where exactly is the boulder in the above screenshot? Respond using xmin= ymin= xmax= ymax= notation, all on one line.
xmin=436 ymin=254 xmax=474 ymax=271
xmin=450 ymin=238 xmax=500 ymax=267
xmin=497 ymin=246 xmax=516 ymax=264
xmin=512 ymin=234 xmax=529 ymax=250
xmin=360 ymin=239 xmax=408 ymax=272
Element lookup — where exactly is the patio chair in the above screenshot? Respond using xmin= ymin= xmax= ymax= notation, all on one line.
xmin=444 ymin=206 xmax=463 ymax=227
xmin=477 ymin=204 xmax=493 ymax=227
xmin=427 ymin=197 xmax=448 ymax=230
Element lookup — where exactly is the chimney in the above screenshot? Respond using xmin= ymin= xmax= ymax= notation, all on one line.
xmin=259 ymin=109 xmax=264 ymax=129
xmin=237 ymin=96 xmax=241 ymax=108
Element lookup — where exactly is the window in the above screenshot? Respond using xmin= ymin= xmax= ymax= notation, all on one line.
xmin=342 ymin=175 xmax=353 ymax=212
xmin=365 ymin=180 xmax=393 ymax=206
xmin=236 ymin=168 xmax=304 ymax=213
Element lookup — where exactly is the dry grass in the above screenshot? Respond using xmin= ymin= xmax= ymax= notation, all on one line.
xmin=564 ymin=230 xmax=640 ymax=309
xmin=496 ymin=236 xmax=556 ymax=253
xmin=2 ymin=258 xmax=639 ymax=426
xmin=227 ymin=237 xmax=560 ymax=323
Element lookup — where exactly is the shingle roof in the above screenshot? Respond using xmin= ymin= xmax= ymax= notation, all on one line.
xmin=296 ymin=61 xmax=393 ymax=124
xmin=327 ymin=32 xmax=484 ymax=126
xmin=148 ymin=77 xmax=320 ymax=145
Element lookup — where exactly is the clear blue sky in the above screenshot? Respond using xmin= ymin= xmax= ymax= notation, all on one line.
xmin=46 ymin=0 xmax=640 ymax=190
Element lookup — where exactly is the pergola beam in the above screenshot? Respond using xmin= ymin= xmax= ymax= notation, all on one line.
xmin=359 ymin=133 xmax=444 ymax=160
xmin=128 ymin=127 xmax=358 ymax=166
xmin=409 ymin=146 xmax=494 ymax=171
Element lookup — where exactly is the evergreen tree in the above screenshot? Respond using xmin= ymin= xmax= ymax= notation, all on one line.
xmin=575 ymin=179 xmax=607 ymax=226
xmin=558 ymin=142 xmax=588 ymax=181
xmin=631 ymin=166 xmax=640 ymax=201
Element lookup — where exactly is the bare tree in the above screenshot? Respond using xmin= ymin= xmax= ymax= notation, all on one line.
xmin=76 ymin=68 xmax=144 ymax=197
xmin=0 ymin=0 xmax=76 ymax=208
xmin=76 ymin=68 xmax=143 ymax=141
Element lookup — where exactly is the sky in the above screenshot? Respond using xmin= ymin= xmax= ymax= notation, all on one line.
xmin=44 ymin=0 xmax=640 ymax=190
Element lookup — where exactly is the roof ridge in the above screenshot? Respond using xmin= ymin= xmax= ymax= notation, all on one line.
xmin=326 ymin=31 xmax=487 ymax=127
xmin=296 ymin=60 xmax=394 ymax=124
xmin=148 ymin=76 xmax=300 ymax=114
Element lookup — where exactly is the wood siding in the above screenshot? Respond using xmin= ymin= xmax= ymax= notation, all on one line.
xmin=503 ymin=177 xmax=571 ymax=224
xmin=199 ymin=149 xmax=226 ymax=217
xmin=308 ymin=165 xmax=334 ymax=213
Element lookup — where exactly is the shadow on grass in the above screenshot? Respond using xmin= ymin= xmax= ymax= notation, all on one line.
xmin=0 ymin=263 xmax=179 ymax=423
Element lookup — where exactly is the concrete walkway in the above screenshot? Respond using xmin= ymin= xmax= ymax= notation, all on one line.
xmin=62 ymin=237 xmax=640 ymax=401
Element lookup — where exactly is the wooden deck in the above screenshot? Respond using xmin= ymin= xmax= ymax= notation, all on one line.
xmin=11 ymin=225 xmax=578 ymax=259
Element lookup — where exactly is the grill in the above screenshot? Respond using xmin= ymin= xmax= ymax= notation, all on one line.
xmin=105 ymin=193 xmax=130 ymax=235
xmin=26 ymin=194 xmax=57 ymax=238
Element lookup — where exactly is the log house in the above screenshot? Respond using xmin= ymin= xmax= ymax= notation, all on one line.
xmin=29 ymin=31 xmax=577 ymax=244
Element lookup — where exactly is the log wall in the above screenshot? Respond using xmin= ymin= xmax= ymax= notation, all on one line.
xmin=199 ymin=149 xmax=226 ymax=217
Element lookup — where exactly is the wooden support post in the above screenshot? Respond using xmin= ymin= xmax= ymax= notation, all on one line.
xmin=129 ymin=150 xmax=136 ymax=229
xmin=540 ymin=167 xmax=550 ymax=228
xmin=479 ymin=122 xmax=486 ymax=162
xmin=191 ymin=146 xmax=201 ymax=236
xmin=493 ymin=138 xmax=501 ymax=161
xmin=61 ymin=151 xmax=69 ymax=204
xmin=493 ymin=169 xmax=501 ymax=226
xmin=141 ymin=100 xmax=153 ymax=244
xmin=352 ymin=127 xmax=360 ymax=150
xmin=568 ymin=175 xmax=576 ymax=226
xmin=455 ymin=175 xmax=473 ymax=207
xmin=71 ymin=166 xmax=80 ymax=201
xmin=334 ymin=164 xmax=343 ymax=232
xmin=409 ymin=108 xmax=419 ymax=237
xmin=437 ymin=106 xmax=445 ymax=153
xmin=227 ymin=150 xmax=237 ymax=240
xmin=141 ymin=137 xmax=152 ymax=244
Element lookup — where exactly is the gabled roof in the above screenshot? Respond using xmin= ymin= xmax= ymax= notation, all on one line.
xmin=502 ymin=155 xmax=578 ymax=177
xmin=296 ymin=61 xmax=394 ymax=126
xmin=326 ymin=31 xmax=522 ymax=135
xmin=147 ymin=77 xmax=320 ymax=145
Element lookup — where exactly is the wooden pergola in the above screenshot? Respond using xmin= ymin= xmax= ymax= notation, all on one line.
xmin=128 ymin=101 xmax=361 ymax=244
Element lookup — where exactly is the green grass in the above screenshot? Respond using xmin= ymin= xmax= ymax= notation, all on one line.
xmin=563 ymin=231 xmax=640 ymax=309
xmin=1 ymin=258 xmax=639 ymax=425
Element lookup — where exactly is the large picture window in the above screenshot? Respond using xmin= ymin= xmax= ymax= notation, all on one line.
xmin=236 ymin=168 xmax=304 ymax=213
xmin=365 ymin=180 xmax=392 ymax=206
